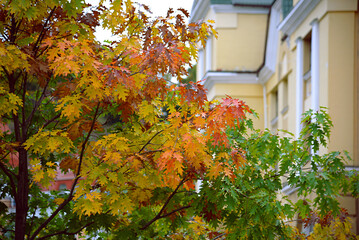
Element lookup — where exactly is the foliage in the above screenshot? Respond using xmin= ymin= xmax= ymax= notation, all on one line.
xmin=0 ymin=0 xmax=357 ymax=239
xmin=295 ymin=209 xmax=359 ymax=240
xmin=182 ymin=64 xmax=196 ymax=85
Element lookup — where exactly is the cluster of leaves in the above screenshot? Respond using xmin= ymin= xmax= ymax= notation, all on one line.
xmin=0 ymin=0 xmax=248 ymax=238
xmin=293 ymin=208 xmax=359 ymax=239
xmin=0 ymin=0 xmax=357 ymax=239
xmin=173 ymin=107 xmax=354 ymax=239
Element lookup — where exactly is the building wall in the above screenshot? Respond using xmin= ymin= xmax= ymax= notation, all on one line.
xmin=272 ymin=0 xmax=359 ymax=232
xmin=192 ymin=0 xmax=359 ymax=234
xmin=327 ymin=12 xmax=356 ymax=163
xmin=215 ymin=14 xmax=268 ymax=71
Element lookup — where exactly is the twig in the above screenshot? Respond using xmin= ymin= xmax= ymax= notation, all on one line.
xmin=212 ymin=233 xmax=226 ymax=240
xmin=139 ymin=130 xmax=163 ymax=153
xmin=33 ymin=7 xmax=56 ymax=57
xmin=37 ymin=221 xmax=95 ymax=240
xmin=159 ymin=205 xmax=191 ymax=219
xmin=140 ymin=175 xmax=188 ymax=230
xmin=0 ymin=153 xmax=17 ymax=197
xmin=41 ymin=113 xmax=61 ymax=130
xmin=25 ymin=77 xmax=51 ymax=133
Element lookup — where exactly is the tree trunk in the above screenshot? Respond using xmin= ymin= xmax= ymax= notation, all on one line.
xmin=15 ymin=148 xmax=29 ymax=240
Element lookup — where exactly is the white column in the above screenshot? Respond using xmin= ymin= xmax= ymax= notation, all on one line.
xmin=296 ymin=37 xmax=304 ymax=138
xmin=311 ymin=19 xmax=320 ymax=112
xmin=205 ymin=36 xmax=212 ymax=73
xmin=198 ymin=49 xmax=204 ymax=81
xmin=263 ymin=85 xmax=268 ymax=129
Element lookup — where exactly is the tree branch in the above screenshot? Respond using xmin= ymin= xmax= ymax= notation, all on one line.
xmin=140 ymin=175 xmax=188 ymax=230
xmin=29 ymin=102 xmax=101 ymax=240
xmin=33 ymin=7 xmax=56 ymax=57
xmin=42 ymin=113 xmax=61 ymax=130
xmin=7 ymin=72 xmax=22 ymax=143
xmin=37 ymin=221 xmax=95 ymax=240
xmin=21 ymin=71 xmax=28 ymax=140
xmin=0 ymin=153 xmax=17 ymax=197
xmin=139 ymin=130 xmax=163 ymax=153
xmin=76 ymin=102 xmax=100 ymax=176
xmin=0 ymin=225 xmax=15 ymax=234
xmin=212 ymin=233 xmax=226 ymax=240
xmin=24 ymin=77 xmax=50 ymax=134
xmin=159 ymin=205 xmax=191 ymax=219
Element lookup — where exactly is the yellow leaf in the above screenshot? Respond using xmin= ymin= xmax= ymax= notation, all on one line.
xmin=54 ymin=198 xmax=64 ymax=205
xmin=56 ymin=95 xmax=85 ymax=123
xmin=207 ymin=162 xmax=223 ymax=179
xmin=113 ymin=84 xmax=128 ymax=101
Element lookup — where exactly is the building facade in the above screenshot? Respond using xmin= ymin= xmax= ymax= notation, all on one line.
xmin=191 ymin=0 xmax=359 ymax=233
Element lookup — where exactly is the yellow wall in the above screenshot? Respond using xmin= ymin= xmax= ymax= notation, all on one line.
xmin=327 ymin=12 xmax=356 ymax=164
xmin=199 ymin=0 xmax=359 ymax=233
xmin=197 ymin=0 xmax=358 ymax=165
xmin=194 ymin=0 xmax=359 ymax=231
xmin=262 ymin=0 xmax=358 ymax=166
xmin=215 ymin=14 xmax=268 ymax=71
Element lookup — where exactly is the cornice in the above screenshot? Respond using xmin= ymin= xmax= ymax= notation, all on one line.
xmin=258 ymin=0 xmax=280 ymax=84
xmin=277 ymin=0 xmax=320 ymax=36
xmin=190 ymin=1 xmax=271 ymax=22
xmin=258 ymin=66 xmax=274 ymax=84
xmin=203 ymin=71 xmax=259 ymax=91
xmin=281 ymin=185 xmax=299 ymax=195
xmin=190 ymin=0 xmax=211 ymax=22
xmin=212 ymin=4 xmax=270 ymax=14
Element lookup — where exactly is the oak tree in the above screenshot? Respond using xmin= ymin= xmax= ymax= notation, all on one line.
xmin=0 ymin=0 xmax=357 ymax=239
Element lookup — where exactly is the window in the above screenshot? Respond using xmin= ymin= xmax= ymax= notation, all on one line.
xmin=303 ymin=32 xmax=311 ymax=74
xmin=282 ymin=0 xmax=293 ymax=19
xmin=271 ymin=89 xmax=279 ymax=128
xmin=303 ymin=31 xmax=312 ymax=111
xmin=59 ymin=184 xmax=67 ymax=191
xmin=282 ymin=78 xmax=289 ymax=114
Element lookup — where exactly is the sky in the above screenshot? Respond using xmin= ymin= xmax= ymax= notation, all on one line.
xmin=93 ymin=0 xmax=195 ymax=42
xmin=135 ymin=0 xmax=194 ymax=17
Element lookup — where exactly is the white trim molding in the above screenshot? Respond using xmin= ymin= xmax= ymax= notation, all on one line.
xmin=345 ymin=166 xmax=359 ymax=171
xmin=190 ymin=0 xmax=211 ymax=23
xmin=203 ymin=71 xmax=259 ymax=91
xmin=277 ymin=0 xmax=320 ymax=36
xmin=259 ymin=66 xmax=274 ymax=84
xmin=263 ymin=85 xmax=268 ymax=128
xmin=212 ymin=4 xmax=270 ymax=14
xmin=190 ymin=1 xmax=271 ymax=23
xmin=259 ymin=0 xmax=281 ymax=84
